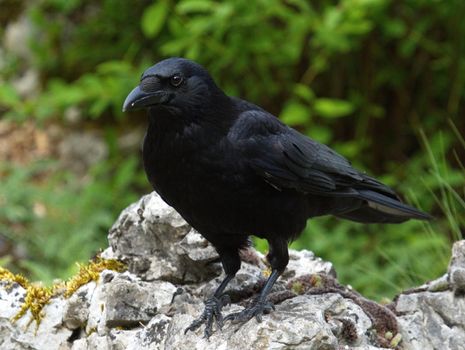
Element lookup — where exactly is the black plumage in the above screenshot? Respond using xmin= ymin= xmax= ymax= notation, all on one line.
xmin=123 ymin=57 xmax=431 ymax=337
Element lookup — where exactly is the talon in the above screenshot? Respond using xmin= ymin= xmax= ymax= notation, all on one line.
xmin=224 ymin=299 xmax=275 ymax=325
xmin=216 ymin=313 xmax=224 ymax=330
xmin=184 ymin=295 xmax=228 ymax=338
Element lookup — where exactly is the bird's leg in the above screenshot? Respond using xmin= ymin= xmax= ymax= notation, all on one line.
xmin=224 ymin=269 xmax=280 ymax=323
xmin=185 ymin=247 xmax=240 ymax=338
xmin=184 ymin=274 xmax=234 ymax=337
xmin=224 ymin=238 xmax=288 ymax=324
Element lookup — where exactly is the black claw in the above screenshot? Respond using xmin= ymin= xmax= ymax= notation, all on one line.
xmin=184 ymin=295 xmax=229 ymax=338
xmin=224 ymin=299 xmax=275 ymax=325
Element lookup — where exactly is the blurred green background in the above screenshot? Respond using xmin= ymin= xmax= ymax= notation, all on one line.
xmin=0 ymin=0 xmax=464 ymax=300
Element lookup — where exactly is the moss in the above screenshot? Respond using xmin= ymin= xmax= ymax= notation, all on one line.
xmin=63 ymin=257 xmax=125 ymax=298
xmin=290 ymin=281 xmax=304 ymax=295
xmin=0 ymin=257 xmax=125 ymax=329
xmin=0 ymin=267 xmax=29 ymax=288
xmin=0 ymin=266 xmax=55 ymax=329
xmin=12 ymin=283 xmax=55 ymax=328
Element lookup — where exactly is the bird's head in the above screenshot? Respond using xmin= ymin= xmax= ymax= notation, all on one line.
xmin=122 ymin=57 xmax=223 ymax=114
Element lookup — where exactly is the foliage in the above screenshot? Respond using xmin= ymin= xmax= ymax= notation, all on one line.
xmin=0 ymin=0 xmax=464 ymax=298
xmin=0 ymin=156 xmax=144 ymax=282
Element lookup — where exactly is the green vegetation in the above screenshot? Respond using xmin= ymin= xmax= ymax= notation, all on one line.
xmin=0 ymin=0 xmax=464 ymax=299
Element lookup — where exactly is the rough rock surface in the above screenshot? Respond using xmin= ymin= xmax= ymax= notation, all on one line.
xmin=1 ymin=191 xmax=464 ymax=350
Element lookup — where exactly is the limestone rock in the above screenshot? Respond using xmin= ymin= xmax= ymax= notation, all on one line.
xmin=107 ymin=193 xmax=221 ymax=283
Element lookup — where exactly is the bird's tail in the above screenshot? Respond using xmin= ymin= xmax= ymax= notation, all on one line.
xmin=336 ymin=175 xmax=432 ymax=224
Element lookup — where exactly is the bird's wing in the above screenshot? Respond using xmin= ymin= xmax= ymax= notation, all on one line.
xmin=229 ymin=110 xmax=395 ymax=197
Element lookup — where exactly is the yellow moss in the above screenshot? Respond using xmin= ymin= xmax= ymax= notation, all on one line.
xmin=12 ymin=283 xmax=54 ymax=328
xmin=0 ymin=257 xmax=125 ymax=329
xmin=0 ymin=266 xmax=29 ymax=289
xmin=63 ymin=257 xmax=125 ymax=298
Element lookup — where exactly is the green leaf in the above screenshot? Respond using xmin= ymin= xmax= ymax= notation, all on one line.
xmin=280 ymin=101 xmax=310 ymax=125
xmin=293 ymin=84 xmax=315 ymax=102
xmin=0 ymin=84 xmax=20 ymax=107
xmin=176 ymin=0 xmax=215 ymax=14
xmin=141 ymin=0 xmax=170 ymax=38
xmin=314 ymin=98 xmax=354 ymax=118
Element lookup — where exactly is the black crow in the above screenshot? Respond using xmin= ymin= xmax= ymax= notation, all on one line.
xmin=123 ymin=57 xmax=431 ymax=338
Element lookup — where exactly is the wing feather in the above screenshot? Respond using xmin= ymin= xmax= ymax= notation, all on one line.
xmin=229 ymin=110 xmax=365 ymax=194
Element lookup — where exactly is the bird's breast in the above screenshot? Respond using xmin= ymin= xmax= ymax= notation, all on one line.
xmin=142 ymin=123 xmax=238 ymax=203
xmin=142 ymin=121 xmax=308 ymax=238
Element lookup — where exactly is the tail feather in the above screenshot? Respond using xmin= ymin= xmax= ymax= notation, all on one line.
xmin=337 ymin=206 xmax=409 ymax=223
xmin=357 ymin=189 xmax=432 ymax=220
xmin=337 ymin=188 xmax=432 ymax=223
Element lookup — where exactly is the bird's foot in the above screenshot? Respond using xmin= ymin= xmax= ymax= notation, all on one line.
xmin=224 ymin=298 xmax=275 ymax=324
xmin=184 ymin=294 xmax=230 ymax=338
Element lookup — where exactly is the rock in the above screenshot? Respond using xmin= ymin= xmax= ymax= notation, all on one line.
xmin=100 ymin=274 xmax=176 ymax=329
xmin=395 ymin=291 xmax=465 ymax=350
xmin=392 ymin=240 xmax=465 ymax=350
xmin=63 ymin=282 xmax=94 ymax=329
xmin=0 ymin=281 xmax=72 ymax=350
xmin=449 ymin=240 xmax=465 ymax=295
xmin=1 ymin=191 xmax=464 ymax=350
xmin=107 ymin=193 xmax=221 ymax=283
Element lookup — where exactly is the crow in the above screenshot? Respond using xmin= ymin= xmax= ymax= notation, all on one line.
xmin=123 ymin=57 xmax=431 ymax=338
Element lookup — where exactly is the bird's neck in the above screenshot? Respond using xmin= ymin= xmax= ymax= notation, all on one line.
xmin=148 ymin=93 xmax=236 ymax=135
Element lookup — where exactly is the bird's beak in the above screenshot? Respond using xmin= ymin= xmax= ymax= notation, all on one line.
xmin=122 ymin=86 xmax=171 ymax=112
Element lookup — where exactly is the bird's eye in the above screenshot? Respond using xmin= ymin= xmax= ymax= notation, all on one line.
xmin=170 ymin=74 xmax=183 ymax=87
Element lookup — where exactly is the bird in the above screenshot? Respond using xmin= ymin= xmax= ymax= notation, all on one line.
xmin=122 ymin=57 xmax=431 ymax=338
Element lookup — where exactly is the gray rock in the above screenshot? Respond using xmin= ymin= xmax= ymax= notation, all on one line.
xmin=0 ymin=281 xmax=72 ymax=350
xmin=63 ymin=282 xmax=95 ymax=329
xmin=394 ymin=239 xmax=465 ymax=350
xmin=102 ymin=274 xmax=176 ymax=328
xmin=1 ymin=191 xmax=464 ymax=350
xmin=107 ymin=193 xmax=221 ymax=283
xmin=449 ymin=240 xmax=465 ymax=295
